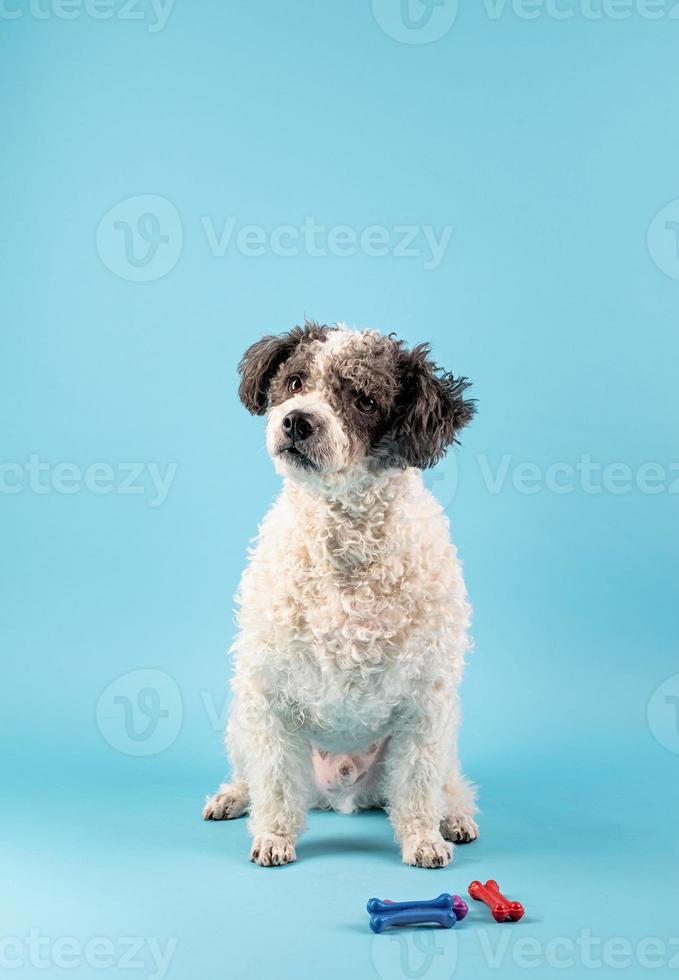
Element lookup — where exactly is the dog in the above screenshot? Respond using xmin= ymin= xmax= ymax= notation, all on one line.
xmin=204 ymin=322 xmax=479 ymax=868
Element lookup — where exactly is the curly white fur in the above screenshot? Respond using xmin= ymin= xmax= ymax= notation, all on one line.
xmin=204 ymin=327 xmax=478 ymax=867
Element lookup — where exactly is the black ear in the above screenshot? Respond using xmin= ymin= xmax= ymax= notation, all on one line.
xmin=389 ymin=344 xmax=475 ymax=469
xmin=237 ymin=327 xmax=305 ymax=415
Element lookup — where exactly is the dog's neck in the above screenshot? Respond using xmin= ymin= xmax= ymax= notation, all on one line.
xmin=285 ymin=467 xmax=416 ymax=576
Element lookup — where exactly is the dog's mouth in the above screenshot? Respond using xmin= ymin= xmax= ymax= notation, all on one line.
xmin=278 ymin=445 xmax=317 ymax=470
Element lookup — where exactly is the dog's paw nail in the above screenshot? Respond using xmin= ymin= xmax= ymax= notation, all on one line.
xmin=250 ymin=834 xmax=296 ymax=867
xmin=203 ymin=787 xmax=248 ymax=822
xmin=402 ymin=835 xmax=452 ymax=869
xmin=441 ymin=814 xmax=479 ymax=844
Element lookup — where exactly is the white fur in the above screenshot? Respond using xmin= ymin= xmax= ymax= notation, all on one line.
xmin=204 ymin=328 xmax=478 ymax=867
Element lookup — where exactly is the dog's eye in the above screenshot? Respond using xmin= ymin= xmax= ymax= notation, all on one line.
xmin=287 ymin=375 xmax=304 ymax=394
xmin=356 ymin=394 xmax=377 ymax=414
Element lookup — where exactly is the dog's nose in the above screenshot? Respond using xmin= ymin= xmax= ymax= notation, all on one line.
xmin=282 ymin=410 xmax=314 ymax=442
xmin=339 ymin=762 xmax=353 ymax=777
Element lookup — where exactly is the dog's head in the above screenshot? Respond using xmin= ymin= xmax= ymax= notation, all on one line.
xmin=238 ymin=322 xmax=475 ymax=484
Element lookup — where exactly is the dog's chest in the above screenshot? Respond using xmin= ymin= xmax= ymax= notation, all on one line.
xmin=305 ymin=576 xmax=413 ymax=664
xmin=247 ymin=505 xmax=448 ymax=678
xmin=285 ymin=567 xmax=431 ymax=740
xmin=236 ymin=476 xmax=462 ymax=727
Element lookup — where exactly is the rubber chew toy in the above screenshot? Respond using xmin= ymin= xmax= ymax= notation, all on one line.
xmin=369 ymin=906 xmax=456 ymax=934
xmin=452 ymin=895 xmax=469 ymax=921
xmin=468 ymin=879 xmax=524 ymax=922
xmin=367 ymin=893 xmax=468 ymax=933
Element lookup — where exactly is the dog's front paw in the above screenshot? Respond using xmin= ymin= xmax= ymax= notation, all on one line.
xmin=203 ymin=783 xmax=249 ymax=821
xmin=250 ymin=833 xmax=296 ymax=867
xmin=402 ymin=834 xmax=452 ymax=869
xmin=440 ymin=813 xmax=479 ymax=844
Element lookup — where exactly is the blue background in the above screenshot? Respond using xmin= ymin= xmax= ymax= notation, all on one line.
xmin=2 ymin=2 xmax=678 ymax=978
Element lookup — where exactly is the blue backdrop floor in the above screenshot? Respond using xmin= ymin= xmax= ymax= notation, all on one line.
xmin=5 ymin=742 xmax=678 ymax=980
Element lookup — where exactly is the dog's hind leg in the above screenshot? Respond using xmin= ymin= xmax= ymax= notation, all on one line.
xmin=203 ymin=714 xmax=250 ymax=821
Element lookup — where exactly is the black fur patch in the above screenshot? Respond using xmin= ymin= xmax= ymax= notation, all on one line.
xmin=238 ymin=321 xmax=332 ymax=414
xmin=324 ymin=332 xmax=400 ymax=456
xmin=373 ymin=342 xmax=475 ymax=470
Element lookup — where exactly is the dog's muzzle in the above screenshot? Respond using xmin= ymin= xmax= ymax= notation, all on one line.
xmin=282 ymin=410 xmax=315 ymax=443
xmin=278 ymin=410 xmax=321 ymax=468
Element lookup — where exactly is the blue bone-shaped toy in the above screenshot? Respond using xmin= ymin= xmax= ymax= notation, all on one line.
xmin=367 ymin=893 xmax=467 ymax=934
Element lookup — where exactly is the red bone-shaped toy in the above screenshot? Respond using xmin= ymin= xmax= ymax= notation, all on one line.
xmin=468 ymin=879 xmax=524 ymax=922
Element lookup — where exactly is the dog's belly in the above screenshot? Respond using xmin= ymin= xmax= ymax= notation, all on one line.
xmin=281 ymin=648 xmax=409 ymax=750
xmin=307 ymin=722 xmax=392 ymax=755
